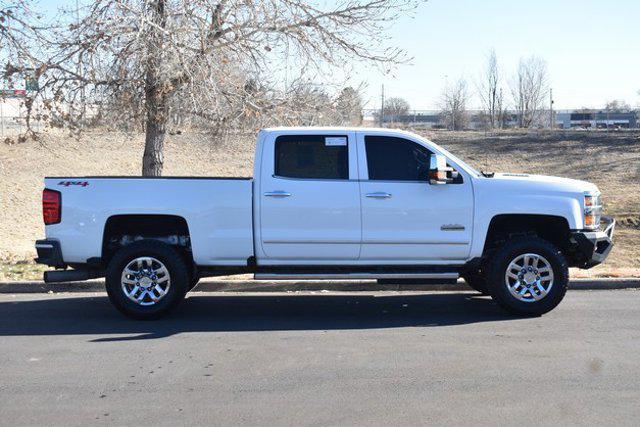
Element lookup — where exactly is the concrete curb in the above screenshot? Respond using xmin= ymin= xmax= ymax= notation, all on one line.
xmin=0 ymin=278 xmax=638 ymax=293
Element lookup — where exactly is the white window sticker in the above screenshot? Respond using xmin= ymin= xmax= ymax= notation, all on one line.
xmin=325 ymin=136 xmax=347 ymax=146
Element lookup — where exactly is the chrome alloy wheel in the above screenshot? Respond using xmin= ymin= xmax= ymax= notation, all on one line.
xmin=504 ymin=253 xmax=554 ymax=302
xmin=121 ymin=257 xmax=171 ymax=306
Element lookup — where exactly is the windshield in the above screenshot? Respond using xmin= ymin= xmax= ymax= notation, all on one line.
xmin=419 ymin=137 xmax=481 ymax=177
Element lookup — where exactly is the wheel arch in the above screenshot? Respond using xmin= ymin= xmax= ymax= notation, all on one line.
xmin=482 ymin=214 xmax=571 ymax=257
xmin=101 ymin=214 xmax=193 ymax=269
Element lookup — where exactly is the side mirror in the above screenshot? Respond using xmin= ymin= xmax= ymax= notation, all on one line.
xmin=429 ymin=154 xmax=450 ymax=185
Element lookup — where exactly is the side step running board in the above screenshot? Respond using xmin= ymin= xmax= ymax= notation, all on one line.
xmin=254 ymin=272 xmax=459 ymax=281
xmin=44 ymin=269 xmax=103 ymax=283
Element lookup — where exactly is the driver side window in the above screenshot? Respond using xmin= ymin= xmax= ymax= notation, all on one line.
xmin=365 ymin=136 xmax=432 ymax=181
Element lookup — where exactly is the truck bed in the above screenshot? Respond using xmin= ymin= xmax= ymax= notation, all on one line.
xmin=44 ymin=176 xmax=254 ymax=266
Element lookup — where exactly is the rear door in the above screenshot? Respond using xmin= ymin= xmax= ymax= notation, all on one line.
xmin=258 ymin=132 xmax=361 ymax=261
xmin=357 ymin=132 xmax=474 ymax=262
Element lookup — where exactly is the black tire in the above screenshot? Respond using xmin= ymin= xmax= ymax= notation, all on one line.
xmin=462 ymin=273 xmax=490 ymax=295
xmin=485 ymin=236 xmax=568 ymax=316
xmin=106 ymin=240 xmax=189 ymax=320
xmin=188 ymin=275 xmax=200 ymax=291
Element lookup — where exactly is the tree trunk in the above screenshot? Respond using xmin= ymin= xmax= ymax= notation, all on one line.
xmin=141 ymin=0 xmax=167 ymax=177
xmin=142 ymin=106 xmax=166 ymax=176
xmin=141 ymin=76 xmax=168 ymax=175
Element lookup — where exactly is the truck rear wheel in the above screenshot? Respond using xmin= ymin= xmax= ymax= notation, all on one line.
xmin=106 ymin=240 xmax=188 ymax=320
xmin=485 ymin=236 xmax=568 ymax=316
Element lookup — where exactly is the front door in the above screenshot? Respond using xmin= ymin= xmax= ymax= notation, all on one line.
xmin=357 ymin=133 xmax=474 ymax=262
xmin=258 ymin=132 xmax=361 ymax=261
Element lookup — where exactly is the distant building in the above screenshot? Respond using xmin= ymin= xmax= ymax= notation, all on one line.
xmin=555 ymin=110 xmax=637 ymax=129
xmin=363 ymin=108 xmax=639 ymax=130
xmin=395 ymin=113 xmax=443 ymax=128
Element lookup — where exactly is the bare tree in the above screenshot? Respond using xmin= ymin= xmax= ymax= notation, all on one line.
xmin=439 ymin=77 xmax=469 ymax=130
xmin=382 ymin=96 xmax=410 ymax=122
xmin=0 ymin=0 xmax=40 ymax=61
xmin=1 ymin=0 xmax=49 ymax=132
xmin=476 ymin=49 xmax=504 ymax=129
xmin=10 ymin=0 xmax=420 ymax=175
xmin=604 ymin=99 xmax=631 ymax=113
xmin=335 ymin=86 xmax=363 ymax=125
xmin=510 ymin=55 xmax=549 ymax=128
xmin=275 ymin=83 xmax=336 ymax=126
xmin=278 ymin=84 xmax=363 ymax=127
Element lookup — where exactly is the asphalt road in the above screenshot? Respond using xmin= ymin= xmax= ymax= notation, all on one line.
xmin=0 ymin=290 xmax=639 ymax=426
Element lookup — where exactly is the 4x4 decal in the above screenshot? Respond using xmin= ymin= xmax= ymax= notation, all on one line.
xmin=58 ymin=181 xmax=89 ymax=187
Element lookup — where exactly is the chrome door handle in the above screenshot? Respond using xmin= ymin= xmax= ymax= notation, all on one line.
xmin=264 ymin=191 xmax=291 ymax=197
xmin=365 ymin=192 xmax=392 ymax=199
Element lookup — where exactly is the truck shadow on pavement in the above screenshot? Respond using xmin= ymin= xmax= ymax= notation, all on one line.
xmin=0 ymin=293 xmax=520 ymax=341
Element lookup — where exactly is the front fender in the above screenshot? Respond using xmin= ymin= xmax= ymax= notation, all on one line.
xmin=470 ymin=193 xmax=583 ymax=259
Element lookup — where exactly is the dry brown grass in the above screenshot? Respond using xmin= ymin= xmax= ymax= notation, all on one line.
xmin=1 ymin=128 xmax=638 ymax=280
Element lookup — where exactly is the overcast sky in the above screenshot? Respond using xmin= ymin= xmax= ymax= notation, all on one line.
xmin=352 ymin=0 xmax=640 ymax=110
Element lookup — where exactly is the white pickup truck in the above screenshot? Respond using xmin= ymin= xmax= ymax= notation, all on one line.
xmin=36 ymin=127 xmax=615 ymax=319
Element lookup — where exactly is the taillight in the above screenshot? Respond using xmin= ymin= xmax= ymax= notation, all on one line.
xmin=43 ymin=189 xmax=61 ymax=225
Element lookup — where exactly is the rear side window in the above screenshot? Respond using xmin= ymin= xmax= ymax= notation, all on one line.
xmin=275 ymin=135 xmax=349 ymax=180
xmin=365 ymin=136 xmax=433 ymax=181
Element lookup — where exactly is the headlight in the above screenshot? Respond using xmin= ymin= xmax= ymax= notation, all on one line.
xmin=584 ymin=193 xmax=602 ymax=229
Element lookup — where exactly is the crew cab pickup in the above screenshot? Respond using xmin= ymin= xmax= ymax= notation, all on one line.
xmin=36 ymin=128 xmax=615 ymax=319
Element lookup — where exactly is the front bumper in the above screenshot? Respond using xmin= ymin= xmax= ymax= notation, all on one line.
xmin=570 ymin=216 xmax=615 ymax=268
xmin=35 ymin=239 xmax=66 ymax=268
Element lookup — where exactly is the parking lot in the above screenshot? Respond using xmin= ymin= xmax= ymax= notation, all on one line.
xmin=0 ymin=289 xmax=638 ymax=425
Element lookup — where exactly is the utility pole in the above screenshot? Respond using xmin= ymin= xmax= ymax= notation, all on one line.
xmin=380 ymin=84 xmax=385 ymax=127
xmin=549 ymin=88 xmax=554 ymax=129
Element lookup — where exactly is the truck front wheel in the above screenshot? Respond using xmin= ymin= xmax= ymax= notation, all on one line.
xmin=485 ymin=236 xmax=568 ymax=316
xmin=105 ymin=240 xmax=189 ymax=320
